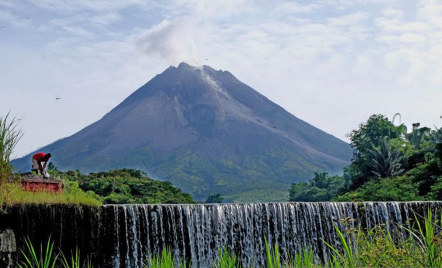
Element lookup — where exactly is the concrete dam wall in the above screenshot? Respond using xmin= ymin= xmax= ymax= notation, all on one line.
xmin=0 ymin=202 xmax=440 ymax=267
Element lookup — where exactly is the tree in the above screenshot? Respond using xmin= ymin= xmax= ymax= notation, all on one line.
xmin=289 ymin=173 xmax=344 ymax=202
xmin=346 ymin=114 xmax=407 ymax=189
xmin=47 ymin=162 xmax=59 ymax=172
xmin=205 ymin=193 xmax=224 ymax=203
xmin=369 ymin=138 xmax=404 ymax=179
xmin=407 ymin=123 xmax=431 ymax=150
xmin=348 ymin=114 xmax=406 ymax=160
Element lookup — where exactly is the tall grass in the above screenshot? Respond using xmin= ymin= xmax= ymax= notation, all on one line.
xmin=0 ymin=112 xmax=23 ymax=199
xmin=17 ymin=238 xmax=94 ymax=268
xmin=17 ymin=238 xmax=58 ymax=268
xmin=144 ymin=248 xmax=187 ymax=268
xmin=61 ymin=248 xmax=94 ymax=268
xmin=214 ymin=247 xmax=241 ymax=268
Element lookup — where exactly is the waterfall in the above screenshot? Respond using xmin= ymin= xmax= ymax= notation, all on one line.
xmin=1 ymin=202 xmax=440 ymax=267
xmin=105 ymin=202 xmax=441 ymax=268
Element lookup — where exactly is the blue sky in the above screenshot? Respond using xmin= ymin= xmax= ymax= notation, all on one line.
xmin=1 ymin=0 xmax=441 ymax=158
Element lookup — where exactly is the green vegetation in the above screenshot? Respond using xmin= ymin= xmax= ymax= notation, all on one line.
xmin=0 ymin=113 xmax=22 ymax=186
xmin=0 ymin=180 xmax=102 ymax=206
xmin=18 ymin=238 xmax=93 ymax=268
xmin=206 ymin=193 xmax=224 ymax=203
xmin=18 ymin=238 xmax=58 ymax=268
xmin=289 ymin=172 xmax=344 ymax=202
xmin=290 ymin=114 xmax=442 ymax=202
xmin=0 ymin=112 xmax=23 ymax=204
xmin=144 ymin=247 xmax=187 ymax=268
xmin=49 ymin=168 xmax=195 ymax=204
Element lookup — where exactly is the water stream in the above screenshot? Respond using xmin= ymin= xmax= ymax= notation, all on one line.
xmin=104 ymin=202 xmax=439 ymax=268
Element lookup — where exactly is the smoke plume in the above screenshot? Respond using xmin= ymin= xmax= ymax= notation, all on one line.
xmin=137 ymin=18 xmax=200 ymax=66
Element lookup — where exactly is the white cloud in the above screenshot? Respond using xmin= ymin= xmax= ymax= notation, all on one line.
xmin=327 ymin=12 xmax=370 ymax=26
xmin=400 ymin=33 xmax=426 ymax=43
xmin=63 ymin=26 xmax=94 ymax=37
xmin=382 ymin=8 xmax=404 ymax=19
xmin=273 ymin=2 xmax=323 ymax=14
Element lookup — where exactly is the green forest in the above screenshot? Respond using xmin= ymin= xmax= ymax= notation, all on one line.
xmin=48 ymin=167 xmax=195 ymax=204
xmin=289 ymin=114 xmax=442 ymax=202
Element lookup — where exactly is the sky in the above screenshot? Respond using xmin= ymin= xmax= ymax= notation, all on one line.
xmin=1 ymin=0 xmax=442 ymax=158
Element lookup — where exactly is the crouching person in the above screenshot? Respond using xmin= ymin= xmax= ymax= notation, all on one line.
xmin=32 ymin=152 xmax=51 ymax=177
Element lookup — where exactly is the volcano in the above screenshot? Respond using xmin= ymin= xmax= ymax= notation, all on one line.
xmin=12 ymin=63 xmax=352 ymax=201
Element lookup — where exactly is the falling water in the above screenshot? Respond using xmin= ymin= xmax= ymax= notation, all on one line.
xmin=105 ymin=202 xmax=442 ymax=268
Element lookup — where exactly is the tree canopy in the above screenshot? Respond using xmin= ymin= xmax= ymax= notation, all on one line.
xmin=289 ymin=114 xmax=442 ymax=202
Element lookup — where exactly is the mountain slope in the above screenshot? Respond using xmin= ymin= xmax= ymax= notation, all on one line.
xmin=13 ymin=63 xmax=352 ymax=201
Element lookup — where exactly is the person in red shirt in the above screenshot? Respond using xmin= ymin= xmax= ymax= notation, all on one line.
xmin=32 ymin=152 xmax=51 ymax=175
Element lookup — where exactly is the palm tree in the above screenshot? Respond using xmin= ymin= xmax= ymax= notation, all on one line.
xmin=369 ymin=138 xmax=404 ymax=179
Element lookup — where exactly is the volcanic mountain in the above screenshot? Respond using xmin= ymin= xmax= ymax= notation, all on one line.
xmin=13 ymin=63 xmax=352 ymax=201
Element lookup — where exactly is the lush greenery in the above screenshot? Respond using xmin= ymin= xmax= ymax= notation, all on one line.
xmin=48 ymin=168 xmax=195 ymax=204
xmin=290 ymin=114 xmax=442 ymax=202
xmin=288 ymin=172 xmax=344 ymax=202
xmin=206 ymin=193 xmax=224 ymax=203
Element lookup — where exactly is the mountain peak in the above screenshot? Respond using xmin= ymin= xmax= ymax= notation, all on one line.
xmin=177 ymin=62 xmax=192 ymax=69
xmin=12 ymin=64 xmax=352 ymax=202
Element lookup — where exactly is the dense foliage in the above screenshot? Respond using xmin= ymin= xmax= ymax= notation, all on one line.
xmin=290 ymin=114 xmax=442 ymax=202
xmin=289 ymin=172 xmax=344 ymax=202
xmin=205 ymin=193 xmax=224 ymax=203
xmin=49 ymin=168 xmax=195 ymax=204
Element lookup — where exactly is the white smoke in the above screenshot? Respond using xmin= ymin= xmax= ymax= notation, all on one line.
xmin=137 ymin=18 xmax=200 ymax=66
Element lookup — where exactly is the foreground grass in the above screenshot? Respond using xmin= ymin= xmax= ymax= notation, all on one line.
xmin=0 ymin=181 xmax=102 ymax=207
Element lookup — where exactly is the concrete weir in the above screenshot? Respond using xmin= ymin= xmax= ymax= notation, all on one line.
xmin=0 ymin=202 xmax=440 ymax=267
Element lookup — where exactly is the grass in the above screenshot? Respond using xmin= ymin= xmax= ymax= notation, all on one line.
xmin=0 ymin=180 xmax=102 ymax=207
xmin=143 ymin=247 xmax=187 ymax=268
xmin=0 ymin=112 xmax=22 ymax=186
xmin=18 ymin=238 xmax=58 ymax=268
xmin=18 ymin=238 xmax=94 ymax=268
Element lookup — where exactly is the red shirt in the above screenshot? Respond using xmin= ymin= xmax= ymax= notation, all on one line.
xmin=33 ymin=152 xmax=47 ymax=161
